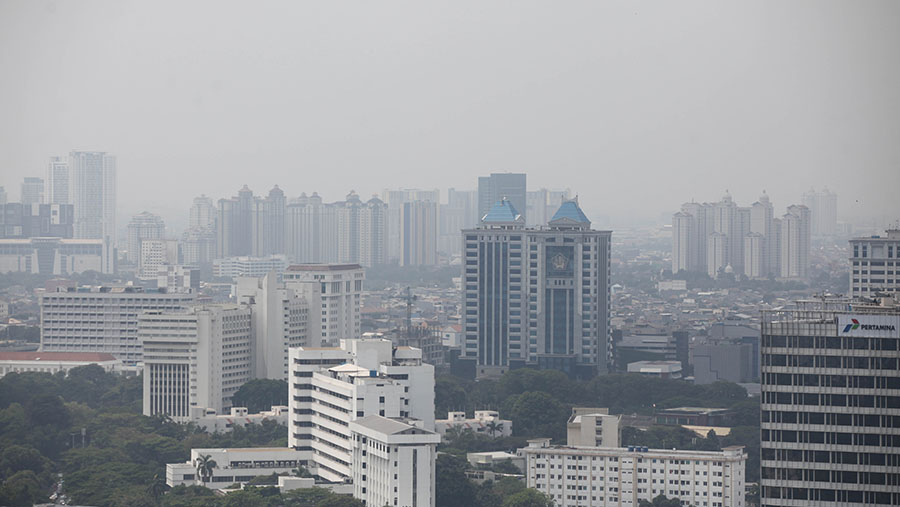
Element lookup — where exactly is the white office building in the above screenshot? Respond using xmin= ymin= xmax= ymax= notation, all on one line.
xmin=284 ymin=264 xmax=363 ymax=345
xmin=127 ymin=211 xmax=166 ymax=264
xmin=435 ymin=410 xmax=513 ymax=439
xmin=288 ymin=339 xmax=435 ymax=483
xmin=350 ymin=416 xmax=440 ymax=507
xmin=139 ymin=239 xmax=178 ymax=280
xmin=40 ymin=286 xmax=195 ymax=365
xmin=0 ymin=351 xmax=120 ymax=378
xmin=140 ymin=304 xmax=252 ymax=421
xmin=849 ymin=228 xmax=900 ymax=297
xmin=779 ymin=205 xmax=810 ymax=280
xmin=213 ymin=255 xmax=288 ymax=279
xmin=235 ymin=272 xmax=317 ymax=380
xmin=157 ymin=265 xmax=199 ymax=293
xmin=188 ymin=405 xmax=288 ymax=433
xmin=523 ymin=439 xmax=746 ymax=507
xmin=70 ymin=151 xmax=116 ymax=244
xmin=566 ymin=408 xmax=621 ymax=448
xmin=166 ymin=447 xmax=307 ymax=489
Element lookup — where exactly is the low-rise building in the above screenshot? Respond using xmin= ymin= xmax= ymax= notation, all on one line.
xmin=567 ymin=408 xmax=621 ymax=448
xmin=189 ymin=406 xmax=289 ymax=433
xmin=522 ymin=438 xmax=747 ymax=507
xmin=435 ymin=410 xmax=513 ymax=439
xmin=467 ymin=451 xmax=525 ymax=472
xmin=626 ymin=360 xmax=683 ymax=379
xmin=0 ymin=351 xmax=119 ymax=378
xmin=166 ymin=447 xmax=306 ymax=489
xmin=350 ymin=416 xmax=440 ymax=507
xmin=213 ymin=255 xmax=288 ymax=279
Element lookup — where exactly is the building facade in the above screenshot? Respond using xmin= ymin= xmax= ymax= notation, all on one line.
xmin=140 ymin=304 xmax=252 ymax=421
xmin=47 ymin=156 xmax=69 ymax=205
xmin=350 ymin=416 xmax=440 ymax=507
xmin=70 ymin=151 xmax=116 ymax=244
xmin=127 ymin=211 xmax=166 ymax=264
xmin=760 ymin=296 xmax=900 ymax=506
xmin=212 ymin=255 xmax=288 ymax=279
xmin=0 ymin=237 xmax=111 ymax=274
xmin=849 ymin=229 xmax=900 ymax=298
xmin=40 ymin=286 xmax=195 ymax=365
xmin=284 ymin=264 xmax=363 ymax=345
xmin=21 ymin=177 xmax=44 ymax=205
xmin=0 ymin=203 xmax=74 ymax=239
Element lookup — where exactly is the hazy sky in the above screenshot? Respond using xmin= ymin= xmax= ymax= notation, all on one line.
xmin=1 ymin=0 xmax=898 ymax=229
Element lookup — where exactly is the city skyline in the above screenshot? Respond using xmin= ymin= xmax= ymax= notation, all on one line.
xmin=2 ymin=2 xmax=899 ymax=227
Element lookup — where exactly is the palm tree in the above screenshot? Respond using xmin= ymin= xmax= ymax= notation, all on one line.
xmin=195 ymin=454 xmax=218 ymax=484
xmin=444 ymin=425 xmax=465 ymax=444
xmin=486 ymin=420 xmax=503 ymax=438
xmin=146 ymin=473 xmax=167 ymax=504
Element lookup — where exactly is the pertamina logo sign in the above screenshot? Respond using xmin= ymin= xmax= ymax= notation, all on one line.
xmin=838 ymin=315 xmax=900 ymax=337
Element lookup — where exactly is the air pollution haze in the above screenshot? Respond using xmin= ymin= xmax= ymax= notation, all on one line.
xmin=1 ymin=0 xmax=898 ymax=229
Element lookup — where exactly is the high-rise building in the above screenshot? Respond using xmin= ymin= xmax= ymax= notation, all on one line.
xmin=217 ymin=185 xmax=255 ymax=257
xmin=138 ymin=239 xmax=178 ymax=280
xmin=283 ymin=264 xmax=363 ymax=345
xmin=181 ymin=226 xmax=216 ymax=266
xmin=526 ymin=188 xmax=571 ymax=227
xmin=141 ymin=305 xmax=252 ymax=421
xmin=127 ymin=211 xmax=166 ymax=264
xmin=760 ymin=296 xmax=900 ymax=506
xmin=189 ymin=195 xmax=216 ymax=230
xmin=250 ymin=185 xmax=286 ymax=257
xmin=478 ymin=173 xmax=527 ymax=224
xmin=0 ymin=187 xmax=7 ymax=205
xmin=288 ymin=339 xmax=435 ymax=482
xmin=350 ymin=416 xmax=440 ymax=507
xmin=382 ymin=189 xmax=440 ymax=263
xmin=802 ymin=187 xmax=838 ymax=237
xmin=21 ymin=177 xmax=44 ymax=205
xmin=849 ymin=229 xmax=900 ymax=298
xmin=358 ymin=195 xmax=387 ymax=267
xmin=779 ymin=205 xmax=810 ymax=280
xmin=40 ymin=286 xmax=195 ymax=365
xmin=401 ymin=200 xmax=438 ymax=266
xmin=462 ymin=198 xmax=611 ymax=378
xmin=70 ymin=151 xmax=116 ymax=244
xmin=235 ymin=272 xmax=317 ymax=380
xmin=47 ymin=157 xmax=69 ymax=205
xmin=286 ymin=192 xmax=327 ymax=263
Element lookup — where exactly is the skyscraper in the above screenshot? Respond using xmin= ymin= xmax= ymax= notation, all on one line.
xmin=477 ymin=173 xmax=527 ymax=223
xmin=47 ymin=156 xmax=69 ymax=205
xmin=802 ymin=187 xmax=838 ymax=237
xmin=401 ymin=200 xmax=438 ymax=266
xmin=127 ymin=211 xmax=166 ymax=264
xmin=463 ymin=198 xmax=611 ymax=378
xmin=21 ymin=177 xmax=44 ymax=205
xmin=189 ymin=195 xmax=216 ymax=230
xmin=779 ymin=204 xmax=810 ymax=280
xmin=70 ymin=151 xmax=116 ymax=244
xmin=217 ymin=185 xmax=254 ymax=258
xmin=760 ymin=295 xmax=900 ymax=506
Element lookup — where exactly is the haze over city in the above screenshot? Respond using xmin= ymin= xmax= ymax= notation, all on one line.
xmin=2 ymin=0 xmax=899 ymax=229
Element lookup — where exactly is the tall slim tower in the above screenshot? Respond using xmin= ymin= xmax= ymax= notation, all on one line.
xmin=47 ymin=156 xmax=69 ymax=205
xmin=401 ymin=200 xmax=438 ymax=266
xmin=779 ymin=205 xmax=810 ymax=280
xmin=70 ymin=151 xmax=116 ymax=244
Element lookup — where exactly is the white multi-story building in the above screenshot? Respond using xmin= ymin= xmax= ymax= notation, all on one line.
xmin=849 ymin=228 xmax=900 ymax=298
xmin=47 ymin=156 xmax=69 ymax=205
xmin=40 ymin=286 xmax=195 ymax=365
xmin=156 ymin=265 xmax=199 ymax=293
xmin=140 ymin=304 xmax=252 ymax=421
xmin=779 ymin=205 xmax=810 ymax=280
xmin=760 ymin=296 xmax=900 ymax=506
xmin=0 ymin=238 xmax=113 ymax=275
xmin=70 ymin=151 xmax=116 ymax=244
xmin=188 ymin=405 xmax=288 ymax=433
xmin=127 ymin=211 xmax=166 ymax=264
xmin=139 ymin=239 xmax=178 ymax=280
xmin=567 ymin=408 xmax=621 ymax=448
xmin=401 ymin=200 xmax=438 ymax=266
xmin=166 ymin=447 xmax=307 ymax=489
xmin=435 ymin=410 xmax=513 ymax=439
xmin=213 ymin=255 xmax=288 ymax=279
xmin=0 ymin=351 xmax=120 ymax=378
xmin=350 ymin=416 xmax=440 ymax=507
xmin=235 ymin=272 xmax=317 ymax=380
xmin=284 ymin=264 xmax=363 ymax=345
xmin=288 ymin=339 xmax=435 ymax=483
xmin=522 ymin=439 xmax=746 ymax=507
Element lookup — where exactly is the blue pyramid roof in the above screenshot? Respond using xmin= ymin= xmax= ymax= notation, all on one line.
xmin=550 ymin=200 xmax=590 ymax=225
xmin=482 ymin=198 xmax=522 ymax=223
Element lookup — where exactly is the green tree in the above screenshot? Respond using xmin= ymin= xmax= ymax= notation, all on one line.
xmin=501 ymin=488 xmax=554 ymax=507
xmin=638 ymin=495 xmax=684 ymax=507
xmin=435 ymin=454 xmax=476 ymax=507
xmin=503 ymin=391 xmax=569 ymax=441
xmin=147 ymin=473 xmax=168 ymax=505
xmin=230 ymin=379 xmax=288 ymax=414
xmin=485 ymin=420 xmax=503 ymax=438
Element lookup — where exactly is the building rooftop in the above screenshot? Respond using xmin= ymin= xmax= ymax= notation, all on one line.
xmin=0 ymin=352 xmax=117 ymax=362
xmin=286 ymin=263 xmax=363 ymax=271
xmin=353 ymin=415 xmax=436 ymax=436
xmin=481 ymin=198 xmax=523 ymax=224
xmin=549 ymin=199 xmax=591 ymax=225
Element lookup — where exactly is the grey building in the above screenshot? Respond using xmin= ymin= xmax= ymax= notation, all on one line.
xmin=850 ymin=229 xmax=900 ymax=298
xmin=462 ymin=198 xmax=611 ymax=378
xmin=0 ymin=203 xmax=74 ymax=239
xmin=21 ymin=177 xmax=44 ymax=205
xmin=477 ymin=173 xmax=526 ymax=224
xmin=760 ymin=296 xmax=900 ymax=506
